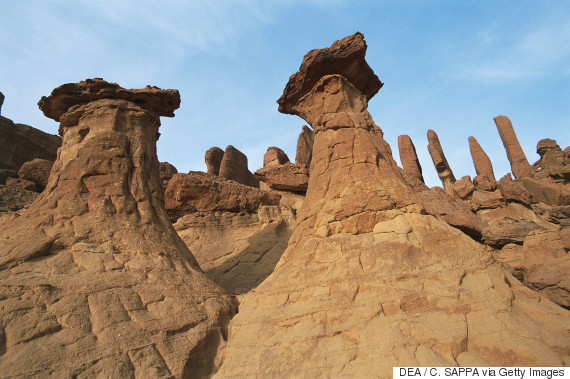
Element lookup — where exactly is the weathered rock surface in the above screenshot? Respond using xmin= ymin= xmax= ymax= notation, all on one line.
xmin=418 ymin=186 xmax=485 ymax=238
xmin=17 ymin=158 xmax=53 ymax=190
xmin=453 ymin=175 xmax=475 ymax=200
xmin=164 ymin=171 xmax=280 ymax=221
xmin=295 ymin=125 xmax=314 ymax=166
xmin=471 ymin=190 xmax=506 ymax=211
xmin=216 ymin=35 xmax=569 ymax=377
xmin=277 ymin=32 xmax=383 ymax=115
xmin=263 ymin=146 xmax=290 ymax=167
xmin=494 ymin=115 xmax=533 ymax=179
xmin=519 ymin=176 xmax=570 ymax=206
xmin=218 ymin=145 xmax=259 ymax=188
xmin=0 ymin=115 xmax=61 ymax=171
xmin=159 ymin=161 xmax=177 ymax=190
xmin=535 ymin=138 xmax=570 ymax=180
xmin=205 ymin=146 xmax=224 ymax=176
xmin=5 ymin=177 xmax=36 ymax=191
xmin=0 ymin=185 xmax=39 ymax=212
xmin=427 ymin=129 xmax=456 ymax=193
xmin=254 ymin=163 xmax=309 ymax=193
xmin=468 ymin=136 xmax=496 ymax=182
xmin=497 ymin=174 xmax=532 ymax=205
xmin=0 ymin=80 xmax=236 ymax=378
xmin=398 ymin=134 xmax=424 ymax=185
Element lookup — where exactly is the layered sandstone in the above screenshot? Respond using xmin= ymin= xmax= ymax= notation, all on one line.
xmin=0 ymin=79 xmax=236 ymax=377
xmin=215 ymin=34 xmax=569 ymax=378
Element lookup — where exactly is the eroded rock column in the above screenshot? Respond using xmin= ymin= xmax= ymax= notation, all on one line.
xmin=0 ymin=79 xmax=236 ymax=378
xmin=427 ymin=129 xmax=456 ymax=193
xmin=494 ymin=115 xmax=532 ymax=179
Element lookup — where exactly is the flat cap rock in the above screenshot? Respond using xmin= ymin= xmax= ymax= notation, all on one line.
xmin=277 ymin=32 xmax=383 ymax=115
xmin=38 ymin=78 xmax=180 ymax=121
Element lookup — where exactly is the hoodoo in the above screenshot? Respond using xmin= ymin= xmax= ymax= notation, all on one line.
xmin=215 ymin=33 xmax=569 ymax=377
xmin=0 ymin=79 xmax=236 ymax=377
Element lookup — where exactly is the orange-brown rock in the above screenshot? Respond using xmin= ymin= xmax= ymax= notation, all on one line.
xmin=263 ymin=146 xmax=290 ymax=167
xmin=18 ymin=158 xmax=53 ymax=189
xmin=216 ymin=35 xmax=569 ymax=377
xmin=218 ymin=145 xmax=259 ymax=187
xmin=0 ymin=80 xmax=236 ymax=378
xmin=0 ymin=115 xmax=61 ymax=171
xmin=535 ymin=138 xmax=569 ymax=180
xmin=295 ymin=125 xmax=314 ymax=166
xmin=468 ymin=136 xmax=496 ymax=183
xmin=277 ymin=32 xmax=383 ymax=115
xmin=254 ymin=163 xmax=309 ymax=193
xmin=494 ymin=115 xmax=533 ymax=179
xmin=418 ymin=186 xmax=485 ymax=238
xmin=0 ymin=185 xmax=39 ymax=211
xmin=205 ymin=146 xmax=224 ymax=176
xmin=427 ymin=129 xmax=456 ymax=193
xmin=398 ymin=134 xmax=425 ymax=188
xmin=158 ymin=161 xmax=177 ymax=190
xmin=164 ymin=171 xmax=280 ymax=221
xmin=471 ymin=190 xmax=507 ymax=211
xmin=519 ymin=176 xmax=570 ymax=206
xmin=453 ymin=175 xmax=475 ymax=200
xmin=5 ymin=176 xmax=36 ymax=191
xmin=497 ymin=173 xmax=532 ymax=204
xmin=473 ymin=174 xmax=497 ymax=192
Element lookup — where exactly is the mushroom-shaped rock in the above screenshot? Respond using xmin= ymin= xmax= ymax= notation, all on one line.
xmin=1 ymin=79 xmax=236 ymax=378
xmin=38 ymin=78 xmax=180 ymax=127
xmin=277 ymin=32 xmax=383 ymax=115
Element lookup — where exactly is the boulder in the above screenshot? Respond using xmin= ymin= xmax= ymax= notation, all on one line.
xmin=6 ymin=177 xmax=36 ymax=191
xmin=164 ymin=171 xmax=280 ymax=220
xmin=0 ymin=168 xmax=18 ymax=185
xmin=0 ymin=79 xmax=236 ymax=378
xmin=205 ymin=146 xmax=224 ymax=176
xmin=497 ymin=173 xmax=532 ymax=205
xmin=295 ymin=125 xmax=314 ymax=166
xmin=535 ymin=138 xmax=569 ymax=180
xmin=0 ymin=185 xmax=39 ymax=212
xmin=254 ymin=163 xmax=309 ymax=193
xmin=263 ymin=146 xmax=290 ymax=167
xmin=519 ymin=176 xmax=570 ymax=206
xmin=471 ymin=190 xmax=506 ymax=211
xmin=277 ymin=32 xmax=383 ymax=115
xmin=18 ymin=158 xmax=53 ymax=189
xmin=453 ymin=175 xmax=475 ymax=199
xmin=473 ymin=174 xmax=497 ymax=192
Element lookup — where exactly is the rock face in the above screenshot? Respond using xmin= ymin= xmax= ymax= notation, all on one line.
xmin=215 ymin=34 xmax=569 ymax=378
xmin=295 ymin=125 xmax=314 ymax=166
xmin=164 ymin=171 xmax=280 ymax=220
xmin=277 ymin=32 xmax=383 ymax=115
xmin=535 ymin=138 xmax=569 ymax=180
xmin=494 ymin=115 xmax=532 ymax=179
xmin=263 ymin=146 xmax=290 ymax=167
xmin=398 ymin=134 xmax=424 ymax=185
xmin=0 ymin=80 xmax=236 ymax=377
xmin=205 ymin=146 xmax=224 ymax=176
xmin=427 ymin=129 xmax=456 ymax=193
xmin=218 ymin=145 xmax=258 ymax=188
xmin=158 ymin=161 xmax=177 ymax=190
xmin=0 ymin=115 xmax=61 ymax=171
xmin=468 ymin=136 xmax=496 ymax=183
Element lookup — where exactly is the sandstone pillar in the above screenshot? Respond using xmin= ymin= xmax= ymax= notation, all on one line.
xmin=494 ymin=115 xmax=532 ymax=179
xmin=0 ymin=79 xmax=236 ymax=378
xmin=205 ymin=146 xmax=224 ymax=175
xmin=427 ymin=129 xmax=456 ymax=192
xmin=295 ymin=124 xmax=314 ymax=166
xmin=398 ymin=134 xmax=424 ymax=183
xmin=468 ymin=136 xmax=496 ymax=181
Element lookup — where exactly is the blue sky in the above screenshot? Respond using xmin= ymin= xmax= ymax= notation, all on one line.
xmin=1 ymin=0 xmax=569 ymax=187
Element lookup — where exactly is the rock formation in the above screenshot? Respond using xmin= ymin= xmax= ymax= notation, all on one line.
xmin=0 ymin=91 xmax=4 ymax=115
xmin=0 ymin=79 xmax=236 ymax=377
xmin=0 ymin=114 xmax=61 ymax=171
xmin=427 ymin=129 xmax=456 ymax=193
xmin=263 ymin=146 xmax=290 ymax=167
xmin=468 ymin=136 xmax=496 ymax=189
xmin=17 ymin=158 xmax=53 ymax=190
xmin=494 ymin=115 xmax=533 ymax=179
xmin=255 ymin=163 xmax=309 ymax=193
xmin=205 ymin=146 xmax=224 ymax=176
xmin=535 ymin=138 xmax=569 ymax=180
xmin=215 ymin=33 xmax=569 ymax=378
xmin=295 ymin=125 xmax=314 ymax=166
xmin=218 ymin=145 xmax=258 ymax=188
xmin=398 ymin=134 xmax=424 ymax=185
xmin=158 ymin=161 xmax=177 ymax=190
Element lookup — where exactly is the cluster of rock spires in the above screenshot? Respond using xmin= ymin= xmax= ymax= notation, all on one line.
xmin=0 ymin=33 xmax=568 ymax=377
